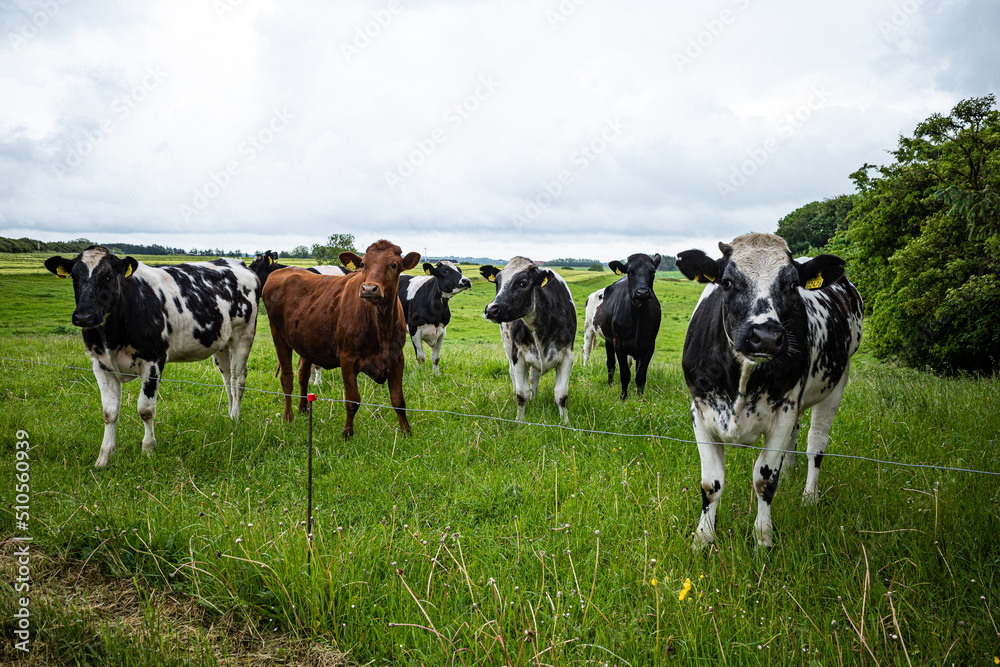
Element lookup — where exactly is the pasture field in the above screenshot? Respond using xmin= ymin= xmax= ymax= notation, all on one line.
xmin=1 ymin=253 xmax=999 ymax=666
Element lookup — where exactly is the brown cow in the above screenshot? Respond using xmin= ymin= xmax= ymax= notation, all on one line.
xmin=262 ymin=240 xmax=421 ymax=437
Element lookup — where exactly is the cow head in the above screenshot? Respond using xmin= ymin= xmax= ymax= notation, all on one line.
xmin=482 ymin=257 xmax=550 ymax=323
xmin=425 ymin=260 xmax=471 ymax=298
xmin=340 ymin=240 xmax=420 ymax=304
xmin=608 ymin=253 xmax=661 ymax=307
xmin=45 ymin=246 xmax=139 ymax=329
xmin=676 ymin=233 xmax=845 ymax=362
xmin=249 ymin=250 xmax=279 ymax=284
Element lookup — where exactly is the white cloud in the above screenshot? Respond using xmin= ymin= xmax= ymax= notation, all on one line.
xmin=0 ymin=0 xmax=996 ymax=261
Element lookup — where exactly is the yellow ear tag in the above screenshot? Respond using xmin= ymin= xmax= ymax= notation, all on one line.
xmin=346 ymin=262 xmax=356 ymax=271
xmin=55 ymin=266 xmax=69 ymax=279
xmin=614 ymin=268 xmax=623 ymax=275
xmin=541 ymin=276 xmax=548 ymax=287
xmin=805 ymin=274 xmax=823 ymax=290
xmin=267 ymin=256 xmax=274 ymax=265
xmin=424 ymin=267 xmax=431 ymax=275
xmin=488 ymin=274 xmax=496 ymax=282
xmin=124 ymin=264 xmax=133 ymax=278
xmin=696 ymin=274 xmax=715 ymax=283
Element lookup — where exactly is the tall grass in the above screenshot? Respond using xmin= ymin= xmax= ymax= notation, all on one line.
xmin=1 ymin=262 xmax=998 ymax=665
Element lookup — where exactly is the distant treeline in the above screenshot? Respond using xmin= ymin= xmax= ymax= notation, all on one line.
xmin=0 ymin=236 xmax=243 ymax=257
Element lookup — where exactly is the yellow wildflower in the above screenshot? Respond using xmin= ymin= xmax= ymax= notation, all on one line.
xmin=650 ymin=577 xmax=658 ymax=587
xmin=678 ymin=578 xmax=692 ymax=601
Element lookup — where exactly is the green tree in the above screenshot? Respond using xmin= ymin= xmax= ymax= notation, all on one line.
xmin=289 ymin=245 xmax=311 ymax=258
xmin=835 ymin=94 xmax=1000 ymax=374
xmin=311 ymin=233 xmax=358 ymax=264
xmin=776 ymin=195 xmax=856 ymax=256
xmin=588 ymin=263 xmax=604 ymax=272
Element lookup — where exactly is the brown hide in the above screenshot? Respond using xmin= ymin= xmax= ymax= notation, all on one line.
xmin=262 ymin=240 xmax=420 ymax=437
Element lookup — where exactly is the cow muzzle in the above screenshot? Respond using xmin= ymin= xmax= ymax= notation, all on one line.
xmin=72 ymin=309 xmax=102 ymax=328
xmin=360 ymin=283 xmax=384 ymax=301
xmin=744 ymin=322 xmax=785 ymax=358
xmin=484 ymin=302 xmax=503 ymax=323
xmin=631 ymin=287 xmax=651 ymax=304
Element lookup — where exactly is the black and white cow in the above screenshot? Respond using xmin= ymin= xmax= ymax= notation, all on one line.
xmin=481 ymin=258 xmax=576 ymax=423
xmin=581 ymin=253 xmax=662 ymax=398
xmin=398 ymin=261 xmax=472 ymax=375
xmin=249 ymin=250 xmax=348 ymax=286
xmin=676 ymin=233 xmax=863 ymax=547
xmin=45 ymin=246 xmax=260 ymax=468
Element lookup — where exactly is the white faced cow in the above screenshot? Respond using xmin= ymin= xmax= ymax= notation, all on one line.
xmin=581 ymin=253 xmax=662 ymax=398
xmin=481 ymin=258 xmax=576 ymax=423
xmin=676 ymin=233 xmax=863 ymax=548
xmin=45 ymin=246 xmax=259 ymax=468
xmin=398 ymin=261 xmax=472 ymax=375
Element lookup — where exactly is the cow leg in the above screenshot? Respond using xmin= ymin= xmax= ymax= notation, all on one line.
xmin=212 ymin=347 xmax=235 ymax=415
xmin=553 ymin=351 xmax=572 ymax=424
xmin=388 ymin=355 xmax=412 ymax=434
xmin=297 ymin=357 xmax=312 ymax=413
xmin=310 ymin=366 xmax=323 ymax=386
xmin=137 ymin=360 xmax=162 ymax=459
xmin=528 ymin=367 xmax=541 ymax=400
xmin=341 ymin=367 xmax=361 ymax=438
xmin=616 ymin=346 xmax=632 ymax=400
xmin=511 ymin=359 xmax=531 ymax=422
xmin=604 ymin=338 xmax=617 ymax=387
xmin=269 ymin=327 xmax=296 ymax=423
xmin=693 ymin=420 xmax=725 ymax=548
xmin=582 ymin=324 xmax=595 ymax=365
xmin=752 ymin=418 xmax=797 ymax=547
xmin=227 ymin=332 xmax=253 ymax=420
xmin=411 ymin=329 xmax=427 ymax=366
xmin=784 ymin=419 xmax=801 ymax=473
xmin=92 ymin=360 xmax=122 ymax=469
xmin=430 ymin=326 xmax=445 ymax=376
xmin=802 ymin=369 xmax=849 ymax=505
xmin=634 ymin=353 xmax=651 ymax=396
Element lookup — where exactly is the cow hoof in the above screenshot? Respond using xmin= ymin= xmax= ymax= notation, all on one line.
xmin=342 ymin=427 xmax=354 ymax=439
xmin=692 ymin=533 xmax=715 ymax=551
xmin=142 ymin=441 xmax=156 ymax=457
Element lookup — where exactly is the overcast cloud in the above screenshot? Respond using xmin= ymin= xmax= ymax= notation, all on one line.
xmin=1 ymin=0 xmax=997 ymax=261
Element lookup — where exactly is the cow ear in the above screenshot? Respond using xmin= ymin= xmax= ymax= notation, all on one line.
xmin=677 ymin=249 xmax=724 ymax=284
xmin=651 ymin=253 xmax=661 ymax=270
xmin=423 ymin=262 xmax=434 ymax=275
xmin=609 ymin=260 xmax=626 ymax=276
xmin=796 ymin=254 xmax=845 ymax=290
xmin=479 ymin=265 xmax=500 ymax=283
xmin=533 ymin=268 xmax=552 ymax=288
xmin=119 ymin=257 xmax=139 ymax=278
xmin=401 ymin=252 xmax=421 ymax=271
xmin=339 ymin=251 xmax=363 ymax=272
xmin=45 ymin=256 xmax=74 ymax=279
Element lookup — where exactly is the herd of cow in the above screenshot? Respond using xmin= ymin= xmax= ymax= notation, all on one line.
xmin=44 ymin=232 xmax=862 ymax=547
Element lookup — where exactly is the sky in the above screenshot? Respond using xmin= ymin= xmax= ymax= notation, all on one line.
xmin=1 ymin=0 xmax=998 ymax=262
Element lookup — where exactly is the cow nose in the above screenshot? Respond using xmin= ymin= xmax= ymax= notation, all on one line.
xmin=485 ymin=303 xmax=501 ymax=321
xmin=747 ymin=323 xmax=784 ymax=356
xmin=461 ymin=278 xmax=472 ymax=288
xmin=360 ymin=283 xmax=381 ymax=299
xmin=72 ymin=309 xmax=100 ymax=328
xmin=633 ymin=287 xmax=650 ymax=301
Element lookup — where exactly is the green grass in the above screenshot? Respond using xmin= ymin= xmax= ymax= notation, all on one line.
xmin=1 ymin=260 xmax=999 ymax=665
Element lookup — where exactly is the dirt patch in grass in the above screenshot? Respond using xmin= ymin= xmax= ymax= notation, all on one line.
xmin=0 ymin=540 xmax=349 ymax=666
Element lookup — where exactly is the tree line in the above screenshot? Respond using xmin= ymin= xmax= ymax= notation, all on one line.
xmin=778 ymin=94 xmax=999 ymax=375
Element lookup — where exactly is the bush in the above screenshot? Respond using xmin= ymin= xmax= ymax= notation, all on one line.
xmin=588 ymin=263 xmax=604 ymax=272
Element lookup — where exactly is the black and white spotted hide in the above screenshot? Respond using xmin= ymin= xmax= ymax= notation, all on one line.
xmin=398 ymin=261 xmax=471 ymax=375
xmin=45 ymin=246 xmax=260 ymax=468
xmin=481 ymin=257 xmax=576 ymax=423
xmin=676 ymin=233 xmax=863 ymax=548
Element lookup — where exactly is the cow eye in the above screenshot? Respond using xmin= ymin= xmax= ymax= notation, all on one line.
xmin=391 ymin=262 xmax=398 ymax=270
xmin=789 ymin=280 xmax=800 ymax=291
xmin=519 ymin=280 xmax=528 ymax=289
xmin=721 ymin=278 xmax=733 ymax=290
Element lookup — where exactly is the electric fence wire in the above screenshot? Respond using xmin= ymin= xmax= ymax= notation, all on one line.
xmin=2 ymin=354 xmax=997 ymax=478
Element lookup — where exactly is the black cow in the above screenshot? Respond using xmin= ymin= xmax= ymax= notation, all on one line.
xmin=676 ymin=233 xmax=863 ymax=547
xmin=581 ymin=253 xmax=662 ymax=398
xmin=45 ymin=246 xmax=260 ymax=468
xmin=397 ymin=261 xmax=472 ymax=375
xmin=481 ymin=258 xmax=576 ymax=423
